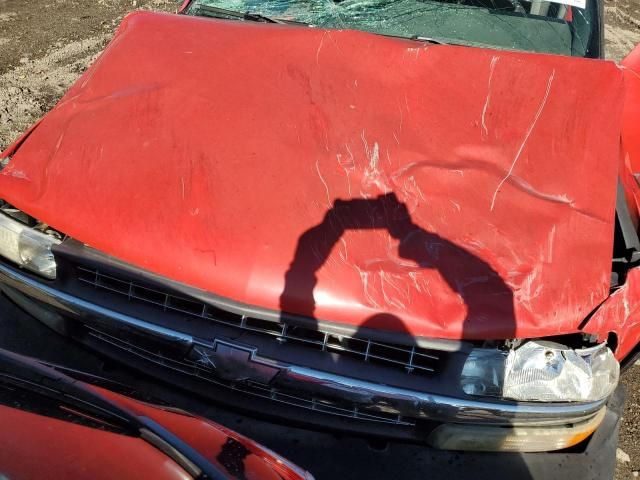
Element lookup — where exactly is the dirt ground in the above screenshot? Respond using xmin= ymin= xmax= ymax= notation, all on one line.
xmin=620 ymin=368 xmax=640 ymax=479
xmin=0 ymin=0 xmax=176 ymax=150
xmin=0 ymin=0 xmax=639 ymax=478
xmin=606 ymin=0 xmax=640 ymax=62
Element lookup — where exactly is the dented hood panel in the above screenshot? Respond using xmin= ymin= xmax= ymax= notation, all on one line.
xmin=0 ymin=12 xmax=625 ymax=340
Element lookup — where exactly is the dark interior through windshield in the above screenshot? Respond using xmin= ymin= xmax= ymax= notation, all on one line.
xmin=188 ymin=0 xmax=599 ymax=57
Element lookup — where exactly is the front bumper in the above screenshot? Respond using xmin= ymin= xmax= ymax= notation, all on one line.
xmin=0 ymin=292 xmax=626 ymax=480
xmin=0 ymin=254 xmax=613 ymax=447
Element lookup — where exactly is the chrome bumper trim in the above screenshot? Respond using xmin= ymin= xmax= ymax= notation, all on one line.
xmin=0 ymin=262 xmax=606 ymax=427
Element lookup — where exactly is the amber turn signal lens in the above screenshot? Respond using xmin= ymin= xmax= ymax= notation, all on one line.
xmin=427 ymin=407 xmax=606 ymax=452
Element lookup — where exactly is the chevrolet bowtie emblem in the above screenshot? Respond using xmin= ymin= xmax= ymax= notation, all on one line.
xmin=188 ymin=339 xmax=281 ymax=384
xmin=192 ymin=346 xmax=217 ymax=369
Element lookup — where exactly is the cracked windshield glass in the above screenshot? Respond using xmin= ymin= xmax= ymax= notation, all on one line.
xmin=188 ymin=0 xmax=596 ymax=56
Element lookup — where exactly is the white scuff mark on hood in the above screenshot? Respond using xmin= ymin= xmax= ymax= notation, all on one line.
xmin=4 ymin=168 xmax=28 ymax=180
xmin=546 ymin=225 xmax=556 ymax=262
xmin=404 ymin=46 xmax=424 ymax=61
xmin=465 ymin=237 xmax=486 ymax=253
xmin=623 ymin=295 xmax=631 ymax=320
xmin=337 ymin=144 xmax=356 ymax=196
xmin=408 ymin=175 xmax=426 ymax=201
xmin=316 ymin=31 xmax=327 ymax=65
xmin=504 ymin=176 xmax=608 ymax=222
xmin=379 ymin=272 xmax=404 ymax=309
xmin=379 ymin=271 xmax=409 ymax=309
xmin=338 ymin=237 xmax=349 ymax=262
xmin=295 ymin=125 xmax=302 ymax=145
xmin=315 ymin=158 xmax=331 ymax=207
xmin=481 ymin=55 xmax=500 ymax=138
xmin=490 ymin=69 xmax=556 ymax=211
xmin=391 ymin=161 xmax=420 ymax=180
xmin=521 ymin=266 xmax=540 ymax=294
xmin=361 ymin=130 xmax=390 ymax=193
xmin=0 ymin=164 xmax=29 ymax=180
xmin=408 ymin=271 xmax=424 ymax=293
xmin=322 ymin=125 xmax=330 ymax=152
xmin=54 ymin=131 xmax=65 ymax=155
xmin=361 ymin=129 xmax=371 ymax=159
xmin=515 ymin=264 xmax=544 ymax=313
xmin=397 ymin=174 xmax=426 ymax=209
xmin=510 ymin=175 xmax=572 ymax=205
xmin=354 ymin=265 xmax=382 ymax=309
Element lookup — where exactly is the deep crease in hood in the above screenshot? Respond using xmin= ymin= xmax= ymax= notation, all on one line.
xmin=0 ymin=11 xmax=626 ymax=340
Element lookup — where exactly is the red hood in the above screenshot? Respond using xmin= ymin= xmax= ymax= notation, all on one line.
xmin=0 ymin=11 xmax=625 ymax=340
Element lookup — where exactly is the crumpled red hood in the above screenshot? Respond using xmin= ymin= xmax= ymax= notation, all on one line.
xmin=0 ymin=11 xmax=626 ymax=340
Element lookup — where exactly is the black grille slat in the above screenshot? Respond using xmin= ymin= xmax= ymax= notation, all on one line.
xmin=76 ymin=267 xmax=441 ymax=376
xmin=86 ymin=326 xmax=412 ymax=426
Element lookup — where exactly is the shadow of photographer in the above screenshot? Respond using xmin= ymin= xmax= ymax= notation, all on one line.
xmin=279 ymin=192 xmax=515 ymax=342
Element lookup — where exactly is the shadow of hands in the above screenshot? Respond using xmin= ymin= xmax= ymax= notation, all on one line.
xmin=280 ymin=192 xmax=515 ymax=339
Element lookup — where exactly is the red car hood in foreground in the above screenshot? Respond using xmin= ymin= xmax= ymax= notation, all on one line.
xmin=0 ymin=350 xmax=311 ymax=480
xmin=0 ymin=12 xmax=626 ymax=340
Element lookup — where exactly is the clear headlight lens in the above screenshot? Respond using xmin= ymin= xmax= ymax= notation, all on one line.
xmin=0 ymin=212 xmax=61 ymax=279
xmin=461 ymin=341 xmax=619 ymax=403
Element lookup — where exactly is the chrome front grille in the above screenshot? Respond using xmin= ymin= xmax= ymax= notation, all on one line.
xmin=86 ymin=325 xmax=413 ymax=426
xmin=76 ymin=267 xmax=442 ymax=376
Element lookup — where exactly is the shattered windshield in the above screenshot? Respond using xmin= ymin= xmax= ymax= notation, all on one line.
xmin=187 ymin=0 xmax=597 ymax=57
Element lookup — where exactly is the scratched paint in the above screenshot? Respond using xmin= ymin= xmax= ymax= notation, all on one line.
xmin=490 ymin=69 xmax=556 ymax=211
xmin=0 ymin=12 xmax=627 ymax=344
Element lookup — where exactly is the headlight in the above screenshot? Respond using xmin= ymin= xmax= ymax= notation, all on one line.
xmin=461 ymin=341 xmax=619 ymax=403
xmin=0 ymin=212 xmax=61 ymax=279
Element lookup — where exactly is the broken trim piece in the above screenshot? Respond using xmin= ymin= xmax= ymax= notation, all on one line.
xmin=615 ymin=178 xmax=640 ymax=258
xmin=612 ymin=177 xmax=640 ymax=287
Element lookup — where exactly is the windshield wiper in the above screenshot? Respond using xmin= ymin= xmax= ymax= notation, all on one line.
xmin=377 ymin=32 xmax=452 ymax=45
xmin=192 ymin=4 xmax=307 ymax=25
xmin=410 ymin=35 xmax=447 ymax=45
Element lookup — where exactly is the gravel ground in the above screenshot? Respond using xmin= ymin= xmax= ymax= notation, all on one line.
xmin=0 ymin=0 xmax=639 ymax=478
xmin=605 ymin=0 xmax=640 ymax=62
xmin=0 ymin=0 xmax=176 ymax=150
xmin=619 ymin=368 xmax=640 ymax=479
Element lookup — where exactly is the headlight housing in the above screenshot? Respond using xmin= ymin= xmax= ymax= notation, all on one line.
xmin=0 ymin=211 xmax=61 ymax=279
xmin=461 ymin=341 xmax=619 ymax=403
